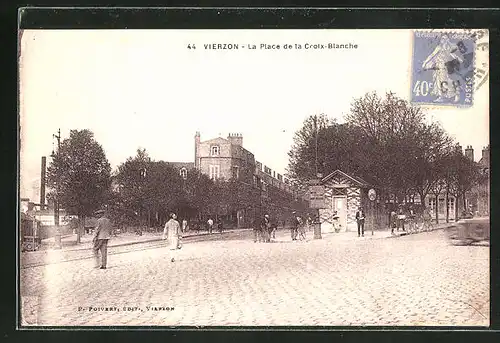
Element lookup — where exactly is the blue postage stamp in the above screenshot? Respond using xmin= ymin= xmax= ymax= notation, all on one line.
xmin=411 ymin=31 xmax=476 ymax=106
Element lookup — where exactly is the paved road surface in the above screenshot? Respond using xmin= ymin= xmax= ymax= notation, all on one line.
xmin=20 ymin=229 xmax=489 ymax=327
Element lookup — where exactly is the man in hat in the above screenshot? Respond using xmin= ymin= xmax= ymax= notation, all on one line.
xmin=93 ymin=209 xmax=113 ymax=269
xmin=261 ymin=214 xmax=271 ymax=243
xmin=355 ymin=207 xmax=365 ymax=237
xmin=290 ymin=211 xmax=300 ymax=241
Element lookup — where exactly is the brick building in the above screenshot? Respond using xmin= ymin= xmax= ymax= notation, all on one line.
xmin=194 ymin=132 xmax=309 ymax=228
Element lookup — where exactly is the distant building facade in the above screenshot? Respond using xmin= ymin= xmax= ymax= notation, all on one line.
xmin=194 ymin=132 xmax=309 ymax=227
xmin=423 ymin=144 xmax=489 ymax=222
xmin=470 ymin=145 xmax=490 ymax=216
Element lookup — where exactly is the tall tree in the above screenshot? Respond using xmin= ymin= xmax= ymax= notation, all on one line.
xmin=115 ymin=149 xmax=186 ymax=228
xmin=114 ymin=148 xmax=151 ymax=228
xmin=46 ymin=129 xmax=111 ymax=243
xmin=287 ymin=114 xmax=331 ymax=182
xmin=182 ymin=169 xmax=215 ymax=219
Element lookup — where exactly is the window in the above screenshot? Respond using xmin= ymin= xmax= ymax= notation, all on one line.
xmin=447 ymin=197 xmax=455 ymax=212
xmin=232 ymin=166 xmax=239 ymax=180
xmin=253 ymin=175 xmax=258 ymax=187
xmin=211 ymin=145 xmax=220 ymax=156
xmin=209 ymin=165 xmax=220 ymax=180
xmin=179 ymin=168 xmax=187 ymax=180
xmin=428 ymin=197 xmax=436 ymax=210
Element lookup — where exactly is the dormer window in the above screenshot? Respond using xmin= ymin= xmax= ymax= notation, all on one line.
xmin=211 ymin=145 xmax=220 ymax=156
xmin=180 ymin=168 xmax=188 ymax=180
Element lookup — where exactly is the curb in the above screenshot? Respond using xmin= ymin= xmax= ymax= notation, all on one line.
xmin=35 ymin=229 xmax=247 ymax=253
xmin=21 ymin=229 xmax=253 ymax=268
xmin=384 ymin=224 xmax=457 ymax=239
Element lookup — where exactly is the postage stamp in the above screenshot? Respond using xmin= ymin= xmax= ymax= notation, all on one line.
xmin=411 ymin=30 xmax=476 ymax=106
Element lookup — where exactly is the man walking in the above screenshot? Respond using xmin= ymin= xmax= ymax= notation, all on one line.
xmin=217 ymin=217 xmax=223 ymax=234
xmin=355 ymin=207 xmax=365 ymax=237
xmin=397 ymin=207 xmax=406 ymax=232
xmin=253 ymin=217 xmax=263 ymax=243
xmin=291 ymin=211 xmax=300 ymax=241
xmin=207 ymin=218 xmax=214 ymax=234
xmin=261 ymin=214 xmax=271 ymax=243
xmin=163 ymin=213 xmax=181 ymax=262
xmin=93 ymin=209 xmax=112 ymax=269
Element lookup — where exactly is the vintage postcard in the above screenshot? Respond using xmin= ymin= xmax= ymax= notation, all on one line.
xmin=19 ymin=28 xmax=490 ymax=327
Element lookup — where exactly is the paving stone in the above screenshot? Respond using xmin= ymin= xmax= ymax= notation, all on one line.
xmin=20 ymin=230 xmax=489 ymax=326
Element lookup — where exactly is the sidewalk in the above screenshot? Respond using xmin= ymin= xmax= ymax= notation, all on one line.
xmin=21 ymin=229 xmax=248 ymax=268
xmin=22 ymin=223 xmax=457 ymax=268
xmin=40 ymin=228 xmax=246 ymax=252
xmin=306 ymin=221 xmax=458 ymax=242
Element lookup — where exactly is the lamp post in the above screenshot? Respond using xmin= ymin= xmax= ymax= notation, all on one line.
xmin=310 ymin=114 xmax=324 ymax=239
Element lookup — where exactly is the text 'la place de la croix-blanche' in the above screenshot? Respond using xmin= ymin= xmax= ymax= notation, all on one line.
xmin=201 ymin=42 xmax=359 ymax=50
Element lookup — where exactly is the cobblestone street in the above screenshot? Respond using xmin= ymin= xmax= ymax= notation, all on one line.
xmin=20 ymin=229 xmax=489 ymax=327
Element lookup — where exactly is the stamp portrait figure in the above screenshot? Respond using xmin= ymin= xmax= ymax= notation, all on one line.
xmin=421 ymin=34 xmax=463 ymax=102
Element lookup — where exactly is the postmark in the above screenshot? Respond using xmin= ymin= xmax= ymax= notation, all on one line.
xmin=411 ymin=30 xmax=478 ymax=107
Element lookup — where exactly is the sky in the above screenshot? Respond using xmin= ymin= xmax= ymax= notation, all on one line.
xmin=19 ymin=29 xmax=489 ymax=201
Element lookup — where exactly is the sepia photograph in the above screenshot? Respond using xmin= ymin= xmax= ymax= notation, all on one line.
xmin=18 ymin=28 xmax=490 ymax=327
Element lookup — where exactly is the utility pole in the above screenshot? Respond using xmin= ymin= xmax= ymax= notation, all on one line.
xmin=52 ymin=129 xmax=61 ymax=227
xmin=51 ymin=129 xmax=62 ymax=248
xmin=314 ymin=115 xmax=319 ymax=177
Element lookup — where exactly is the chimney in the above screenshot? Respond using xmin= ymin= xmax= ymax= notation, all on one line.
xmin=40 ymin=156 xmax=46 ymax=207
xmin=227 ymin=133 xmax=243 ymax=146
xmin=464 ymin=145 xmax=474 ymax=161
xmin=194 ymin=132 xmax=201 ymax=169
xmin=482 ymin=146 xmax=489 ymax=160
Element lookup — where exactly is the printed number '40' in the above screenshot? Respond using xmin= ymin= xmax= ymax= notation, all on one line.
xmin=413 ymin=80 xmax=433 ymax=96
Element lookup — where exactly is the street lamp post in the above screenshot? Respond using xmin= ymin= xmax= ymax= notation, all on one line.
xmin=311 ymin=114 xmax=324 ymax=239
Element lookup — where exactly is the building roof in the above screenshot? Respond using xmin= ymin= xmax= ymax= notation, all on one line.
xmin=200 ymin=137 xmax=229 ymax=145
xmin=321 ymin=169 xmax=371 ymax=187
xmin=478 ymin=154 xmax=489 ymax=168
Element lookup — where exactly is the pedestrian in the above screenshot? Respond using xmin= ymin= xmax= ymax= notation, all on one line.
xmin=207 ymin=218 xmax=214 ymax=234
xmin=390 ymin=209 xmax=397 ymax=234
xmin=422 ymin=207 xmax=432 ymax=231
xmin=298 ymin=216 xmax=306 ymax=241
xmin=182 ymin=218 xmax=188 ymax=233
xmin=261 ymin=214 xmax=272 ymax=242
xmin=290 ymin=211 xmax=299 ymax=241
xmin=355 ymin=207 xmax=365 ymax=237
xmin=253 ymin=217 xmax=263 ymax=243
xmin=217 ymin=217 xmax=223 ymax=234
xmin=93 ymin=209 xmax=112 ymax=270
xmin=397 ymin=207 xmax=406 ymax=232
xmin=332 ymin=210 xmax=340 ymax=232
xmin=163 ymin=213 xmax=181 ymax=262
xmin=307 ymin=215 xmax=314 ymax=232
xmin=269 ymin=216 xmax=277 ymax=239
xmin=397 ymin=207 xmax=406 ymax=231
